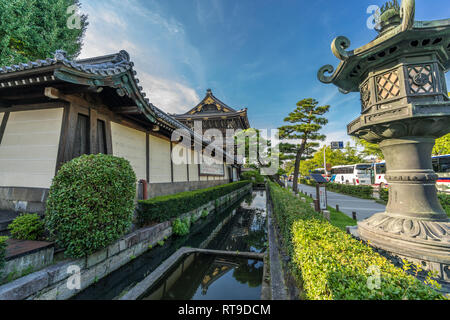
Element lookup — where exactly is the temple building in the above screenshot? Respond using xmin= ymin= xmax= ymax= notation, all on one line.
xmin=173 ymin=89 xmax=250 ymax=138
xmin=0 ymin=50 xmax=242 ymax=230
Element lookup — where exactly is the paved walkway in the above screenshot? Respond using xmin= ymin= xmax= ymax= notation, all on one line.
xmin=288 ymin=182 xmax=386 ymax=221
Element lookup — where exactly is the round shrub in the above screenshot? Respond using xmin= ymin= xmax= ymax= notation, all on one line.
xmin=45 ymin=154 xmax=136 ymax=258
xmin=9 ymin=213 xmax=44 ymax=241
xmin=172 ymin=218 xmax=190 ymax=236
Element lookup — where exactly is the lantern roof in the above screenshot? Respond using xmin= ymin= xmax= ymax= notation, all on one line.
xmin=318 ymin=0 xmax=450 ymax=93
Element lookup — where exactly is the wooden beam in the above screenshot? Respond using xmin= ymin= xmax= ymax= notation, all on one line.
xmin=146 ymin=133 xmax=150 ymax=183
xmin=0 ymin=112 xmax=10 ymax=145
xmin=170 ymin=141 xmax=174 ymax=183
xmin=115 ymin=106 xmax=141 ymax=114
xmin=0 ymin=100 xmax=11 ymax=108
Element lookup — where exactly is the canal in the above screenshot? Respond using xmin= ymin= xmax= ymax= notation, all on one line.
xmin=73 ymin=189 xmax=267 ymax=300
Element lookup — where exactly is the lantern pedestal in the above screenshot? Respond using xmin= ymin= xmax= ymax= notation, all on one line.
xmin=358 ymin=137 xmax=449 ymax=284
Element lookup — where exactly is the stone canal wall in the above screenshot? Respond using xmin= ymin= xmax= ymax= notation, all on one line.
xmin=0 ymin=183 xmax=251 ymax=300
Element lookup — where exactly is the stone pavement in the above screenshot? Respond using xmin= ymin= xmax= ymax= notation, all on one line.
xmin=288 ymin=182 xmax=386 ymax=221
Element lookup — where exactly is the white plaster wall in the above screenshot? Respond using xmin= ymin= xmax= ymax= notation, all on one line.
xmin=0 ymin=108 xmax=63 ymax=188
xmin=172 ymin=144 xmax=188 ymax=182
xmin=149 ymin=135 xmax=171 ymax=183
xmin=111 ymin=122 xmax=146 ymax=181
xmin=0 ymin=113 xmax=3 ymax=124
xmin=188 ymin=150 xmax=199 ymax=181
xmin=224 ymin=165 xmax=230 ymax=180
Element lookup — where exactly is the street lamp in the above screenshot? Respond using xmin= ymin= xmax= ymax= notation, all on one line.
xmin=318 ymin=0 xmax=450 ymax=287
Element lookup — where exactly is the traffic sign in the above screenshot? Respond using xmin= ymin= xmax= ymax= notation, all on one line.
xmin=331 ymin=141 xmax=344 ymax=150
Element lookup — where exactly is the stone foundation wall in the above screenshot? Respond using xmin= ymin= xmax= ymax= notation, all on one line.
xmin=0 ymin=183 xmax=251 ymax=300
xmin=0 ymin=187 xmax=49 ymax=214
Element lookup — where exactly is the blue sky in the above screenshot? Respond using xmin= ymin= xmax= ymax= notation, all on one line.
xmin=78 ymin=0 xmax=450 ymax=146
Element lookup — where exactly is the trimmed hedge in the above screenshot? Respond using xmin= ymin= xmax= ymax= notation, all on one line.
xmin=300 ymin=178 xmax=373 ymax=199
xmin=137 ymin=181 xmax=251 ymax=226
xmin=9 ymin=213 xmax=44 ymax=241
xmin=0 ymin=236 xmax=7 ymax=278
xmin=241 ymin=170 xmax=265 ymax=186
xmin=269 ymin=182 xmax=444 ymax=300
xmin=45 ymin=154 xmax=136 ymax=258
xmin=380 ymin=187 xmax=389 ymax=202
xmin=438 ymin=193 xmax=450 ymax=217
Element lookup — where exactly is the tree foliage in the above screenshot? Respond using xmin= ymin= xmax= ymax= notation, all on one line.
xmin=433 ymin=133 xmax=450 ymax=156
xmin=0 ymin=0 xmax=88 ymax=66
xmin=299 ymin=143 xmax=364 ymax=176
xmin=354 ymin=133 xmax=450 ymax=159
xmin=278 ymin=98 xmax=330 ymax=192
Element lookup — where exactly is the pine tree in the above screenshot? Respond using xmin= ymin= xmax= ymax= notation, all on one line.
xmin=278 ymin=98 xmax=330 ymax=193
xmin=0 ymin=0 xmax=88 ymax=66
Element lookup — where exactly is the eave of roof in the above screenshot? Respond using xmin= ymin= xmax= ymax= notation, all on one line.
xmin=0 ymin=50 xmax=236 ymax=161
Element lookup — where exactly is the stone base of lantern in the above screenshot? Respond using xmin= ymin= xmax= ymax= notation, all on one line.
xmin=357 ymin=137 xmax=450 ymax=291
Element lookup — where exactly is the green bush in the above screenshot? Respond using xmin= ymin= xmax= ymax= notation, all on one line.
xmin=300 ymin=178 xmax=373 ymax=199
xmin=380 ymin=187 xmax=389 ymax=202
xmin=137 ymin=181 xmax=251 ymax=226
xmin=241 ymin=170 xmax=265 ymax=186
xmin=9 ymin=213 xmax=44 ymax=241
xmin=269 ymin=182 xmax=443 ymax=300
xmin=45 ymin=154 xmax=136 ymax=258
xmin=0 ymin=236 xmax=8 ymax=278
xmin=172 ymin=217 xmax=191 ymax=236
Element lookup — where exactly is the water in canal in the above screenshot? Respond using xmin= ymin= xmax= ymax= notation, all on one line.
xmin=72 ymin=190 xmax=267 ymax=300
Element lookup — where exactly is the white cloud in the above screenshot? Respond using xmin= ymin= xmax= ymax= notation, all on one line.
xmin=139 ymin=73 xmax=200 ymax=114
xmin=78 ymin=0 xmax=203 ymax=114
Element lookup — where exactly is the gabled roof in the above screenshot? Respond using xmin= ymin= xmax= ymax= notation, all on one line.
xmin=0 ymin=50 xmax=236 ymax=162
xmin=183 ymin=89 xmax=238 ymax=115
xmin=173 ymin=89 xmax=251 ymax=129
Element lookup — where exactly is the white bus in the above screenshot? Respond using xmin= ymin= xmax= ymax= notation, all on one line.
xmin=373 ymin=161 xmax=388 ymax=188
xmin=331 ymin=164 xmax=372 ymax=185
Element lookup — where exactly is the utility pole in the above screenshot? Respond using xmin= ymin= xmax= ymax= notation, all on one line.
xmin=323 ymin=145 xmax=327 ymax=175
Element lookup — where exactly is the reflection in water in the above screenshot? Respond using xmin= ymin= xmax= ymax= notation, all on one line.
xmin=141 ymin=254 xmax=264 ymax=300
xmin=73 ymin=191 xmax=267 ymax=300
xmin=142 ymin=191 xmax=267 ymax=300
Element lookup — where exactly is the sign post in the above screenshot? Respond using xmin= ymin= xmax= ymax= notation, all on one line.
xmin=309 ymin=174 xmax=328 ymax=213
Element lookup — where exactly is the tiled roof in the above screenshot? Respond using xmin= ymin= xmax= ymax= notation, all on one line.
xmin=0 ymin=50 xmax=234 ymax=160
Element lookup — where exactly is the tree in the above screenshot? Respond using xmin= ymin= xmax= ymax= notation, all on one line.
xmin=278 ymin=98 xmax=330 ymax=193
xmin=0 ymin=0 xmax=88 ymax=66
xmin=354 ymin=133 xmax=450 ymax=158
xmin=298 ymin=144 xmax=364 ymax=176
xmin=353 ymin=137 xmax=384 ymax=160
xmin=433 ymin=133 xmax=450 ymax=155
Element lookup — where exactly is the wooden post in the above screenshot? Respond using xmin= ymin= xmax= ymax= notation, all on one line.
xmin=336 ymin=204 xmax=339 ymax=212
xmin=352 ymin=212 xmax=357 ymax=220
xmin=323 ymin=210 xmax=331 ymax=222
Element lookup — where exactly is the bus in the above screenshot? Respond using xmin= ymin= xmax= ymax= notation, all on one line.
xmin=331 ymin=164 xmax=372 ymax=185
xmin=373 ymin=161 xmax=388 ymax=188
xmin=432 ymin=154 xmax=450 ymax=193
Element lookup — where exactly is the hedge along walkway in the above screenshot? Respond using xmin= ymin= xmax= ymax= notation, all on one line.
xmin=269 ymin=182 xmax=444 ymax=300
xmin=295 ymin=183 xmax=386 ymax=221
